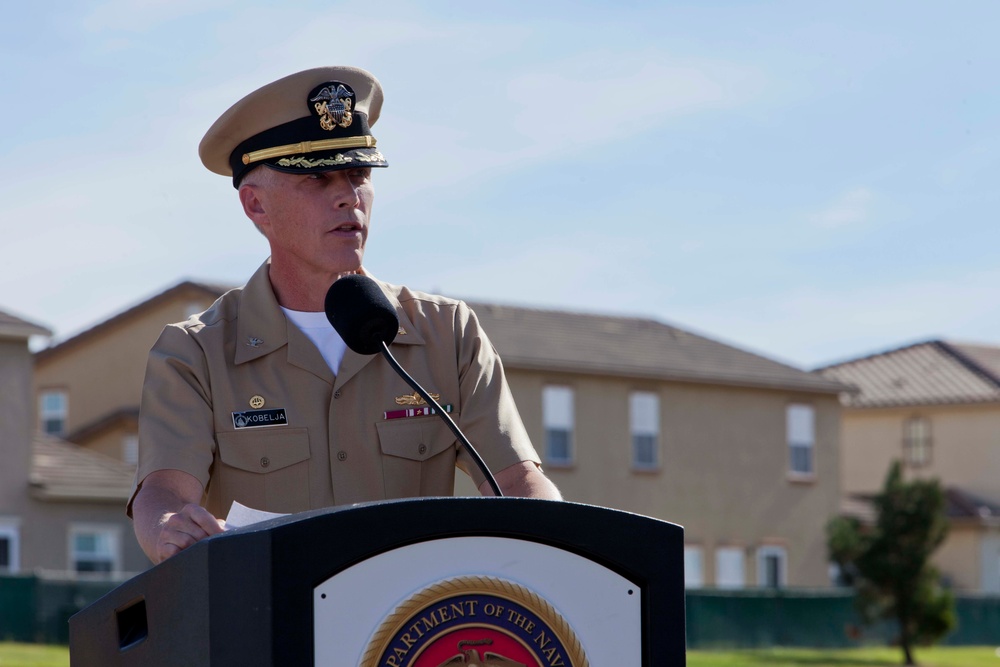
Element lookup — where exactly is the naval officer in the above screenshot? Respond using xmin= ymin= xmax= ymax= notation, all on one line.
xmin=129 ymin=66 xmax=560 ymax=564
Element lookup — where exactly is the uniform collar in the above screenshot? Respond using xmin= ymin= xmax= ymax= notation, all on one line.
xmin=233 ymin=260 xmax=426 ymax=385
xmin=234 ymin=259 xmax=288 ymax=366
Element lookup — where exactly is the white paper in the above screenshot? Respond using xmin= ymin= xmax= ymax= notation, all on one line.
xmin=224 ymin=501 xmax=289 ymax=530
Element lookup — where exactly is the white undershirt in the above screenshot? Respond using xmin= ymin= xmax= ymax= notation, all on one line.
xmin=281 ymin=308 xmax=348 ymax=374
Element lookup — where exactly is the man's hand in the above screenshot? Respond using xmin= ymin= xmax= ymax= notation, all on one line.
xmin=132 ymin=470 xmax=225 ymax=564
xmin=154 ymin=503 xmax=226 ymax=563
xmin=479 ymin=461 xmax=562 ymax=500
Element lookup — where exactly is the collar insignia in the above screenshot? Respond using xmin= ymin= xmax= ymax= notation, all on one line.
xmin=309 ymin=82 xmax=354 ymax=131
xmin=395 ymin=391 xmax=440 ymax=406
xmin=246 ymin=336 xmax=264 ymax=348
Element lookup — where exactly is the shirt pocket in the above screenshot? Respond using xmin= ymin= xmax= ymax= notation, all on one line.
xmin=214 ymin=427 xmax=311 ymax=513
xmin=375 ymin=416 xmax=458 ymax=498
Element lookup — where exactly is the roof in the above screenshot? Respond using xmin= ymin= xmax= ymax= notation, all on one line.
xmin=33 ymin=275 xmax=845 ymax=395
xmin=66 ymin=407 xmax=140 ymax=446
xmin=0 ymin=307 xmax=52 ymax=340
xmin=842 ymin=486 xmax=1000 ymax=527
xmin=468 ymin=301 xmax=847 ymax=394
xmin=34 ymin=280 xmax=229 ymax=363
xmin=29 ymin=433 xmax=134 ymax=503
xmin=817 ymin=340 xmax=1000 ymax=408
xmin=946 ymin=487 xmax=1000 ymax=523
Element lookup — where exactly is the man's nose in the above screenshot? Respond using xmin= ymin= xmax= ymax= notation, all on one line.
xmin=330 ymin=173 xmax=361 ymax=208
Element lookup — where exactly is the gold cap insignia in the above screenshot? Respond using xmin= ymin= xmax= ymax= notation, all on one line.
xmin=309 ymin=82 xmax=354 ymax=131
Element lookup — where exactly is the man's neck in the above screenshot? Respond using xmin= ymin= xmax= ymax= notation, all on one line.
xmin=267 ymin=262 xmax=356 ymax=312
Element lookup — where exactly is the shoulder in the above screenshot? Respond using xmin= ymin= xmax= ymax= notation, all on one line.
xmin=179 ymin=287 xmax=241 ymax=332
xmin=373 ymin=279 xmax=481 ymax=329
xmin=154 ymin=286 xmax=242 ymax=350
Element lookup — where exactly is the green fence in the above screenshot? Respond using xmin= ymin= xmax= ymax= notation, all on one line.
xmin=2 ymin=575 xmax=998 ymax=647
xmin=0 ymin=575 xmax=120 ymax=644
xmin=685 ymin=589 xmax=1000 ymax=649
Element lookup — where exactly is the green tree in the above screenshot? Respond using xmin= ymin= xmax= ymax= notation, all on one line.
xmin=826 ymin=461 xmax=956 ymax=665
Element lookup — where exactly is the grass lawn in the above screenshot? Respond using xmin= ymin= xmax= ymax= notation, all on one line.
xmin=687 ymin=646 xmax=999 ymax=666
xmin=1 ymin=642 xmax=996 ymax=666
xmin=0 ymin=642 xmax=69 ymax=667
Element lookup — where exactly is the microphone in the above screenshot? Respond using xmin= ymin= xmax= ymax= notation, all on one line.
xmin=324 ymin=275 xmax=503 ymax=497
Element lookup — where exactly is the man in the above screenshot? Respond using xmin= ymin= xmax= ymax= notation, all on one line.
xmin=129 ymin=66 xmax=560 ymax=564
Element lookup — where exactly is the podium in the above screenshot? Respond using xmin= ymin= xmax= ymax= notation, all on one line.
xmin=70 ymin=497 xmax=685 ymax=665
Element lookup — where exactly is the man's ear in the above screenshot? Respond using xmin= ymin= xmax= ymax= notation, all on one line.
xmin=239 ymin=184 xmax=269 ymax=234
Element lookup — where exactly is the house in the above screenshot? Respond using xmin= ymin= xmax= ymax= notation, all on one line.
xmin=33 ymin=280 xmax=848 ymax=588
xmin=33 ymin=281 xmax=228 ymax=463
xmin=1 ymin=307 xmax=145 ymax=577
xmin=464 ymin=301 xmax=847 ymax=589
xmin=819 ymin=339 xmax=1000 ymax=593
xmin=0 ymin=308 xmax=49 ymax=573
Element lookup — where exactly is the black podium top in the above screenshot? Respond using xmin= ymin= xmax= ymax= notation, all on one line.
xmin=70 ymin=497 xmax=685 ymax=666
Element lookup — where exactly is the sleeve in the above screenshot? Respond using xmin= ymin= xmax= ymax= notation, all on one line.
xmin=451 ymin=302 xmax=541 ymax=487
xmin=126 ymin=324 xmax=217 ymax=516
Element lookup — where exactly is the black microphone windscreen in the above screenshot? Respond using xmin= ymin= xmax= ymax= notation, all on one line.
xmin=324 ymin=275 xmax=399 ymax=355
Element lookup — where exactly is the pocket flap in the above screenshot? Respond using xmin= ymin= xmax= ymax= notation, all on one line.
xmin=216 ymin=427 xmax=310 ymax=473
xmin=376 ymin=417 xmax=456 ymax=462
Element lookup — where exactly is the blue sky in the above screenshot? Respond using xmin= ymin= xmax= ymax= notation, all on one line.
xmin=2 ymin=2 xmax=998 ymax=369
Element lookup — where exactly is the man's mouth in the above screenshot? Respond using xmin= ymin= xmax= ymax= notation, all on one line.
xmin=331 ymin=222 xmax=361 ymax=233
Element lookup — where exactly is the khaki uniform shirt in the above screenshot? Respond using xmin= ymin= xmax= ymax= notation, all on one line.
xmin=128 ymin=260 xmax=539 ymax=517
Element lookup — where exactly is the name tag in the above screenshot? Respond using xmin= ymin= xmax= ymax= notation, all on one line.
xmin=232 ymin=408 xmax=288 ymax=429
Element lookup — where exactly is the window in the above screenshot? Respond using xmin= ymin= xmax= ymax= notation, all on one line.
xmin=0 ymin=521 xmax=20 ymax=573
xmin=904 ymin=416 xmax=932 ymax=467
xmin=786 ymin=404 xmax=815 ymax=476
xmin=542 ymin=386 xmax=574 ymax=466
xmin=757 ymin=546 xmax=788 ymax=588
xmin=630 ymin=391 xmax=660 ymax=470
xmin=70 ymin=525 xmax=121 ymax=575
xmin=715 ymin=547 xmax=745 ymax=589
xmin=684 ymin=546 xmax=704 ymax=588
xmin=123 ymin=434 xmax=139 ymax=466
xmin=39 ymin=390 xmax=68 ymax=436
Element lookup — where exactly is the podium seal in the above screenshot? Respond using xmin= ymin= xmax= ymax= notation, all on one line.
xmin=361 ymin=575 xmax=589 ymax=667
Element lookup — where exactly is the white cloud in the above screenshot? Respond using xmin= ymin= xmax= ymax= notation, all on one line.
xmin=81 ymin=0 xmax=237 ymax=32
xmin=506 ymin=51 xmax=760 ymax=154
xmin=808 ymin=187 xmax=874 ymax=229
xmin=666 ymin=268 xmax=1000 ymax=368
xmin=374 ymin=48 xmax=764 ymax=204
xmin=407 ymin=231 xmax=667 ymax=316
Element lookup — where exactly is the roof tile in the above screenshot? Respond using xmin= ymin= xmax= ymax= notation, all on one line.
xmin=818 ymin=340 xmax=1000 ymax=407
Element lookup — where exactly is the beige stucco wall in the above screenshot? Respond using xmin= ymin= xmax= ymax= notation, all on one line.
xmin=0 ymin=338 xmax=35 ymax=517
xmin=503 ymin=369 xmax=841 ymax=588
xmin=19 ymin=499 xmax=149 ymax=575
xmin=83 ymin=422 xmax=136 ymax=462
xmin=34 ymin=289 xmax=218 ymax=444
xmin=841 ymin=403 xmax=1000 ymax=593
xmin=2 ymin=335 xmax=150 ymax=575
xmin=934 ymin=522 xmax=982 ymax=591
xmin=841 ymin=403 xmax=1000 ymax=500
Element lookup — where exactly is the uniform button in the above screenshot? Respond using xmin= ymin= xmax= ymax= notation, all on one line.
xmin=418 ymin=444 xmax=427 ymax=455
xmin=260 ymin=457 xmax=270 ymax=468
xmin=334 ymin=390 xmax=342 ymax=399
xmin=337 ymin=451 xmax=347 ymax=461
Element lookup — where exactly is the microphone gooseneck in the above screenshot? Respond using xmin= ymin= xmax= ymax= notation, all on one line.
xmin=324 ymin=275 xmax=504 ymax=497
